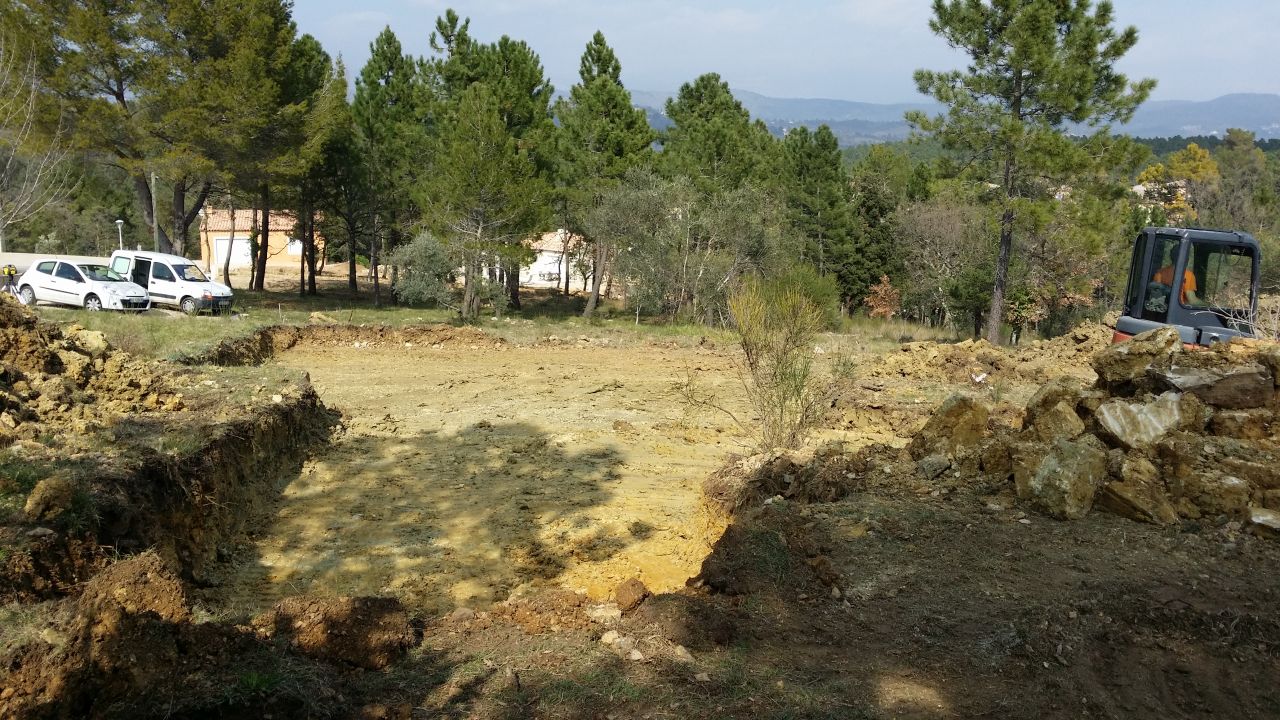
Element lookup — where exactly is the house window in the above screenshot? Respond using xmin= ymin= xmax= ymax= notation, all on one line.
xmin=287 ymin=239 xmax=303 ymax=256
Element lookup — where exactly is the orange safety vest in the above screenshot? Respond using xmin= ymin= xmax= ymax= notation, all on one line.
xmin=1153 ymin=266 xmax=1196 ymax=305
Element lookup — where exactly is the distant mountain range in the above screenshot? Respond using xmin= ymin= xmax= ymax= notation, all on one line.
xmin=631 ymin=90 xmax=1280 ymax=146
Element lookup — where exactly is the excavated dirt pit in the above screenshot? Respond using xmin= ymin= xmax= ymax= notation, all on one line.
xmin=206 ymin=336 xmax=749 ymax=615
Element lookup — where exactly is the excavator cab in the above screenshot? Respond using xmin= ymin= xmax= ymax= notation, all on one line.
xmin=1114 ymin=227 xmax=1260 ymax=346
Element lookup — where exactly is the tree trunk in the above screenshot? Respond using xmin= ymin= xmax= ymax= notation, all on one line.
xmin=372 ymin=223 xmax=381 ymax=309
xmin=347 ymin=224 xmax=358 ymax=292
xmin=583 ymin=240 xmax=606 ymax=318
xmin=134 ymin=174 xmax=171 ymax=252
xmin=505 ymin=259 xmax=520 ymax=311
xmin=562 ymin=232 xmax=572 ymax=296
xmin=306 ymin=207 xmax=318 ymax=295
xmin=299 ymin=201 xmax=307 ymax=297
xmin=462 ymin=255 xmax=479 ymax=321
xmin=222 ymin=200 xmax=236 ymax=288
xmin=253 ymin=185 xmax=270 ymax=291
xmin=172 ymin=181 xmax=186 ymax=256
xmin=985 ymin=204 xmax=1014 ymax=343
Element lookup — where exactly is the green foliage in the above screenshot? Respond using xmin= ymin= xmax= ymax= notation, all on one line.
xmin=553 ymin=32 xmax=653 ymax=317
xmin=779 ymin=126 xmax=856 ymax=285
xmin=728 ymin=276 xmax=828 ymax=450
xmin=594 ymin=169 xmax=792 ymax=324
xmin=910 ymin=0 xmax=1155 ymax=341
xmin=661 ymin=74 xmax=773 ymax=193
xmin=389 ymin=232 xmax=456 ymax=307
xmin=416 ymin=82 xmax=548 ymax=320
xmin=767 ymin=265 xmax=842 ymax=330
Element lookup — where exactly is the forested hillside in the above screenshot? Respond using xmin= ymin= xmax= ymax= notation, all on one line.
xmin=4 ymin=1 xmax=1280 ymax=339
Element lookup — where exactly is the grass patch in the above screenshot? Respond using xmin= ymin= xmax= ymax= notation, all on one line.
xmin=0 ymin=601 xmax=65 ymax=658
xmin=0 ymin=456 xmax=51 ymax=520
xmin=538 ymin=666 xmax=646 ymax=707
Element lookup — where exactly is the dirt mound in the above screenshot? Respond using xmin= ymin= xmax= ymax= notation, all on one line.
xmin=866 ymin=320 xmax=1112 ymax=384
xmin=2 ymin=296 xmax=335 ymax=603
xmin=78 ymin=550 xmax=191 ymax=623
xmin=252 ymin=596 xmax=415 ymax=670
xmin=688 ymin=503 xmax=844 ymax=600
xmin=703 ymin=442 xmax=910 ymax=513
xmin=0 ymin=553 xmax=422 ymax=719
xmin=188 ymin=323 xmax=505 ymax=366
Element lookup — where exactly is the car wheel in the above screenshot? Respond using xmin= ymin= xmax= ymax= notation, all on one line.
xmin=19 ymin=285 xmax=35 ymax=305
xmin=180 ymin=296 xmax=198 ymax=315
xmin=84 ymin=294 xmax=102 ymax=312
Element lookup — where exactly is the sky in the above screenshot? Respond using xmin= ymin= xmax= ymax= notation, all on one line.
xmin=293 ymin=0 xmax=1280 ymax=104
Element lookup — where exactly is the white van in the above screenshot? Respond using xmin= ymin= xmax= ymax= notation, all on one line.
xmin=108 ymin=250 xmax=234 ymax=315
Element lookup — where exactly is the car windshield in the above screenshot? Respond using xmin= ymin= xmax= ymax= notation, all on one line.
xmin=78 ymin=264 xmax=127 ymax=282
xmin=174 ymin=264 xmax=208 ymax=282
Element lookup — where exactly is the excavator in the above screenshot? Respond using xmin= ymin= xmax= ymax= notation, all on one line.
xmin=1114 ymin=226 xmax=1261 ymax=347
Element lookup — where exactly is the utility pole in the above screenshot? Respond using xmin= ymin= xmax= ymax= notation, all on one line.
xmin=150 ymin=172 xmax=160 ymax=251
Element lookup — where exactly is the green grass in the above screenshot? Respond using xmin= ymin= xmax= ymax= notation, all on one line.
xmin=0 ymin=456 xmax=50 ymax=520
xmin=33 ymin=276 xmax=969 ymax=360
xmin=0 ymin=601 xmax=64 ymax=657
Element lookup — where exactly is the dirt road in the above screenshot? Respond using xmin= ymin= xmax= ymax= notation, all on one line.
xmin=214 ymin=340 xmax=747 ymax=614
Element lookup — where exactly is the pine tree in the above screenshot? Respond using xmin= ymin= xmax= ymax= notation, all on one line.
xmin=554 ymin=32 xmax=653 ymax=316
xmin=18 ymin=0 xmax=299 ymax=258
xmin=353 ymin=27 xmax=421 ymax=306
xmin=781 ymin=126 xmax=854 ymax=280
xmin=661 ymin=73 xmax=764 ymax=193
xmin=417 ymin=83 xmax=548 ymax=321
xmin=909 ymin=0 xmax=1154 ymax=342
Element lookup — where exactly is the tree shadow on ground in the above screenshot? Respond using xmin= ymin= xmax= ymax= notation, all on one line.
xmin=366 ymin=496 xmax=1280 ymax=720
xmin=213 ymin=420 xmax=630 ymax=616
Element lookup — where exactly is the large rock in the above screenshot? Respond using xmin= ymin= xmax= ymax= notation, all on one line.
xmin=1256 ymin=345 xmax=1280 ymax=388
xmin=1029 ymin=401 xmax=1085 ymax=443
xmin=71 ymin=329 xmax=111 ymax=359
xmin=614 ymin=578 xmax=650 ymax=613
xmin=23 ymin=475 xmax=76 ymax=521
xmin=1094 ymin=392 xmax=1183 ymax=451
xmin=1095 ymin=455 xmax=1178 ymax=525
xmin=1221 ymin=456 xmax=1280 ymax=490
xmin=1153 ymin=359 xmax=1274 ymax=410
xmin=1246 ymin=507 xmax=1280 ymax=539
xmin=1179 ymin=473 xmax=1251 ymax=517
xmin=1024 ymin=377 xmax=1085 ymax=427
xmin=978 ymin=436 xmax=1012 ymax=478
xmin=54 ymin=349 xmax=93 ymax=387
xmin=1209 ymin=409 xmax=1273 ymax=440
xmin=908 ymin=394 xmax=989 ymax=461
xmin=1016 ymin=436 xmax=1109 ymax=520
xmin=1091 ymin=326 xmax=1181 ymax=390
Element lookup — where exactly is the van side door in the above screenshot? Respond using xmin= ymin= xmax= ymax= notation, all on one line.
xmin=149 ymin=262 xmax=179 ymax=305
xmin=110 ymin=256 xmax=132 ymax=281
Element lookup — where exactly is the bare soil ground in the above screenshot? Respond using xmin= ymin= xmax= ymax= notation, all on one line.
xmin=206 ymin=337 xmax=749 ymax=615
xmin=6 ymin=299 xmax=1280 ymax=720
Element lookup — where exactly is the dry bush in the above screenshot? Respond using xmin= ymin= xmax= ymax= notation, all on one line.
xmin=1243 ymin=295 xmax=1280 ymax=341
xmin=864 ymin=274 xmax=901 ymax=319
xmin=728 ymin=277 xmax=828 ymax=450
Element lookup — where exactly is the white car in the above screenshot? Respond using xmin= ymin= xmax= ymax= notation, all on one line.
xmin=17 ymin=259 xmax=150 ymax=311
xmin=108 ymin=250 xmax=234 ymax=315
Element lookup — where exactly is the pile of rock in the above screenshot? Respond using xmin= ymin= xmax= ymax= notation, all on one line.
xmin=0 ymin=296 xmax=184 ymax=447
xmin=927 ymin=327 xmax=1279 ymax=535
xmin=866 ymin=321 xmax=1112 ymax=385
